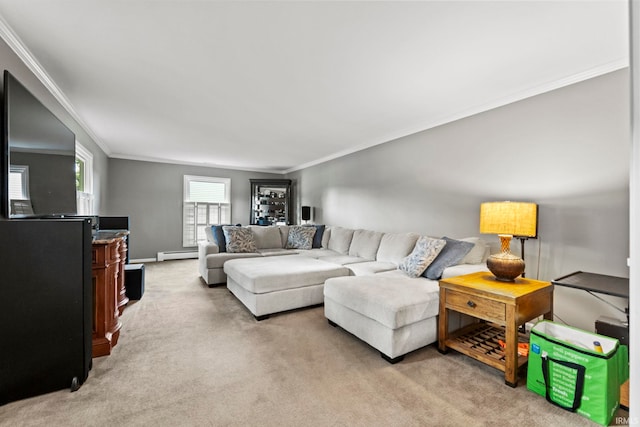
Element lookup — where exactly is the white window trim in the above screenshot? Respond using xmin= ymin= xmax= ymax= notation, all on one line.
xmin=76 ymin=142 xmax=94 ymax=215
xmin=183 ymin=175 xmax=231 ymax=203
xmin=9 ymin=164 xmax=30 ymax=200
xmin=182 ymin=175 xmax=232 ymax=247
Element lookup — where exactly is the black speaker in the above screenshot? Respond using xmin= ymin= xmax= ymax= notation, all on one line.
xmin=301 ymin=206 xmax=311 ymax=221
xmin=125 ymin=264 xmax=145 ymax=300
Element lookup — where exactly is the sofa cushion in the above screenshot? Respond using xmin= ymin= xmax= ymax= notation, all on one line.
xmin=285 ymin=226 xmax=317 ymax=249
xmin=223 ymin=226 xmax=258 ymax=253
xmin=249 ymin=226 xmax=283 ymax=249
xmin=320 ymin=255 xmax=368 ymax=265
xmin=459 ymin=237 xmax=489 ymax=264
xmin=204 ymin=225 xmax=215 ymax=243
xmin=345 ymin=261 xmax=397 ymax=276
xmin=348 ymin=229 xmax=384 ymax=260
xmin=441 ymin=263 xmax=490 ymax=279
xmin=398 ymin=236 xmax=446 ymax=278
xmin=257 ymin=248 xmax=296 ymax=256
xmin=206 ymin=252 xmax=262 ymax=269
xmin=422 ymin=237 xmax=474 ymax=280
xmin=324 ymin=275 xmax=440 ymax=329
xmin=376 ymin=232 xmax=420 ymax=265
xmin=321 ymin=228 xmax=331 ymax=249
xmin=327 ymin=227 xmax=354 ymax=254
xmin=224 ymin=256 xmax=350 ymax=293
xmin=278 ymin=225 xmax=290 ymax=248
xmin=296 ymin=248 xmax=340 ymax=258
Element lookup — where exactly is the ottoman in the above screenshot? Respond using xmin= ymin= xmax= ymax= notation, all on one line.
xmin=224 ymin=256 xmax=351 ymax=320
xmin=324 ymin=273 xmax=441 ymax=363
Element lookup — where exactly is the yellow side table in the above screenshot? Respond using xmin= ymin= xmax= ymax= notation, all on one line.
xmin=438 ymin=272 xmax=554 ymax=387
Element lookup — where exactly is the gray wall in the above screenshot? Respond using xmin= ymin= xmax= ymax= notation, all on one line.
xmin=288 ymin=69 xmax=630 ymax=332
xmin=0 ymin=38 xmax=109 ymax=214
xmin=104 ymin=159 xmax=281 ymax=260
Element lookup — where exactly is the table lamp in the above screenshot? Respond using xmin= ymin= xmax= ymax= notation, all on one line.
xmin=479 ymin=201 xmax=537 ymax=282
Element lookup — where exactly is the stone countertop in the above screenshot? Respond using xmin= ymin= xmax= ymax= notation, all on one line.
xmin=92 ymin=229 xmax=130 ymax=244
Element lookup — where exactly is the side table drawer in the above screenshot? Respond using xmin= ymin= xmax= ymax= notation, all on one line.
xmin=445 ymin=289 xmax=505 ymax=322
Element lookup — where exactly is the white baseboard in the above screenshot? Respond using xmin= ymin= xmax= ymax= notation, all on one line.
xmin=156 ymin=250 xmax=198 ymax=262
xmin=129 ymin=258 xmax=156 ymax=264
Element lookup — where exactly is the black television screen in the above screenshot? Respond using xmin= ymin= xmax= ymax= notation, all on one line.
xmin=2 ymin=70 xmax=77 ymax=218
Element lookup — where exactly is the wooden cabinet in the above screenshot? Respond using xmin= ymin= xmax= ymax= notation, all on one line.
xmin=438 ymin=272 xmax=553 ymax=387
xmin=116 ymin=238 xmax=128 ymax=315
xmin=250 ymin=179 xmax=292 ymax=225
xmin=91 ymin=232 xmax=128 ymax=357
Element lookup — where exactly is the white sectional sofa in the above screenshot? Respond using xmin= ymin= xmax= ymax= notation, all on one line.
xmin=198 ymin=224 xmax=489 ymax=362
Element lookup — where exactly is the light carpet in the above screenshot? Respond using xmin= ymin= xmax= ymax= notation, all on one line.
xmin=0 ymin=259 xmax=629 ymax=426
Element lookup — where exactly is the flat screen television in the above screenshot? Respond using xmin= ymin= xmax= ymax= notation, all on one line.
xmin=2 ymin=70 xmax=77 ymax=218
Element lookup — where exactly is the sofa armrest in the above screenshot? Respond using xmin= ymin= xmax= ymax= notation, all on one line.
xmin=441 ymin=263 xmax=489 ymax=279
xmin=198 ymin=241 xmax=220 ymax=256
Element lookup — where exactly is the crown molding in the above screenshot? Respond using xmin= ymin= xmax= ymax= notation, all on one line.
xmin=0 ymin=16 xmax=111 ymax=155
xmin=108 ymin=153 xmax=288 ymax=175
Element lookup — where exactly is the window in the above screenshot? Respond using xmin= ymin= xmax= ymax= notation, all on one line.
xmin=76 ymin=143 xmax=94 ymax=215
xmin=183 ymin=175 xmax=231 ymax=247
xmin=9 ymin=165 xmax=29 ymax=200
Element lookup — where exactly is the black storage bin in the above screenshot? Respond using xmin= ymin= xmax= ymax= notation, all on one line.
xmin=125 ymin=264 xmax=145 ymax=300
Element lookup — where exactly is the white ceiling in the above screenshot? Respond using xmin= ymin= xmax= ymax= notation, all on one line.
xmin=0 ymin=1 xmax=629 ymax=174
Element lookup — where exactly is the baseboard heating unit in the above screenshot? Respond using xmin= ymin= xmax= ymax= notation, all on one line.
xmin=156 ymin=251 xmax=198 ymax=262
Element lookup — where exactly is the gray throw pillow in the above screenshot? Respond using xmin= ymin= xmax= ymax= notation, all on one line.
xmin=286 ymin=226 xmax=316 ymax=249
xmin=223 ymin=226 xmax=257 ymax=253
xmin=423 ymin=237 xmax=475 ymax=280
xmin=398 ymin=236 xmax=446 ymax=278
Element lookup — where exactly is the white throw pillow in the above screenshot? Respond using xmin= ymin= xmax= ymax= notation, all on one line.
xmin=398 ymin=236 xmax=446 ymax=278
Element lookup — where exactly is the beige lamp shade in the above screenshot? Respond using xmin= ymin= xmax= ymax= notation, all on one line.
xmin=479 ymin=202 xmax=537 ymax=238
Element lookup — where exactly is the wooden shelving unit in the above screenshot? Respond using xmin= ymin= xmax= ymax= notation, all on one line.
xmin=445 ymin=322 xmax=529 ymax=372
xmin=250 ymin=179 xmax=292 ymax=225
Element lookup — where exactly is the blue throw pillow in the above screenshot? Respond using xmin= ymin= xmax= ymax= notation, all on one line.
xmin=211 ymin=224 xmax=241 ymax=253
xmin=312 ymin=225 xmax=325 ymax=248
xmin=422 ymin=237 xmax=474 ymax=280
xmin=211 ymin=225 xmax=228 ymax=252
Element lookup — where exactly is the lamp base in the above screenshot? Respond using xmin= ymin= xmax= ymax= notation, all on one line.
xmin=486 ymin=252 xmax=525 ymax=282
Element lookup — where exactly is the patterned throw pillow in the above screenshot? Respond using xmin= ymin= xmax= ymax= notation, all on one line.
xmin=422 ymin=237 xmax=474 ymax=280
xmin=286 ymin=226 xmax=317 ymax=250
xmin=398 ymin=236 xmax=446 ymax=278
xmin=222 ymin=226 xmax=257 ymax=253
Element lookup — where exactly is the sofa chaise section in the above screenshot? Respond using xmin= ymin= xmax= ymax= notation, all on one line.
xmin=224 ymin=256 xmax=351 ymax=320
xmin=198 ymin=225 xmax=299 ymax=286
xmin=324 ymin=274 xmax=441 ymax=363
